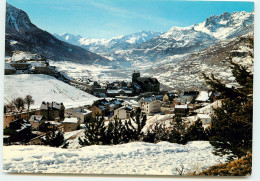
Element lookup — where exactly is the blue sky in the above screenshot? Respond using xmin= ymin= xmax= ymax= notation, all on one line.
xmin=7 ymin=0 xmax=254 ymax=39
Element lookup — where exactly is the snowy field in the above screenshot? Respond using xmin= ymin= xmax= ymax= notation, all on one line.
xmin=3 ymin=141 xmax=228 ymax=175
xmin=49 ymin=61 xmax=132 ymax=82
xmin=4 ymin=74 xmax=99 ymax=108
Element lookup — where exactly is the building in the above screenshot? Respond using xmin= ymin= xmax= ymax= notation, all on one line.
xmin=196 ymin=114 xmax=212 ymax=125
xmin=63 ymin=117 xmax=80 ymax=132
xmin=65 ymin=108 xmax=92 ymax=124
xmin=30 ymin=133 xmax=46 ymax=145
xmin=3 ymin=109 xmax=41 ymax=129
xmin=40 ymin=101 xmax=65 ymax=120
xmin=4 ymin=63 xmax=16 ymax=75
xmin=29 ymin=115 xmax=45 ymax=130
xmin=195 ymin=91 xmax=213 ymax=103
xmin=174 ymin=104 xmax=189 ymax=117
xmin=139 ymin=97 xmax=162 ymax=115
xmin=132 ymin=71 xmax=160 ymax=94
xmin=113 ymin=105 xmax=133 ymax=120
xmin=107 ymin=89 xmax=133 ymax=97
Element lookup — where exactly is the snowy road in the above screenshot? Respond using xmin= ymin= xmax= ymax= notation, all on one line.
xmin=3 ymin=141 xmax=228 ymax=175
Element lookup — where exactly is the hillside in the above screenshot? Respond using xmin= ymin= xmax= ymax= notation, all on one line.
xmin=4 ymin=74 xmax=99 ymax=108
xmin=149 ymin=33 xmax=254 ymax=90
xmin=5 ymin=3 xmax=111 ymax=65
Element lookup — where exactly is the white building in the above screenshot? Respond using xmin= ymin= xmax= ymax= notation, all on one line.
xmin=71 ymin=108 xmax=92 ymax=124
xmin=63 ymin=117 xmax=80 ymax=132
xmin=196 ymin=114 xmax=212 ymax=124
xmin=29 ymin=115 xmax=45 ymax=130
xmin=139 ymin=98 xmax=162 ymax=115
xmin=195 ymin=91 xmax=212 ymax=103
xmin=113 ymin=105 xmax=133 ymax=120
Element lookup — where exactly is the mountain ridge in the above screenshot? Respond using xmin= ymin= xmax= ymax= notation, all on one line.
xmin=5 ymin=3 xmax=111 ymax=65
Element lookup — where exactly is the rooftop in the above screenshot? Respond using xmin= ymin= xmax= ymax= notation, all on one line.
xmin=63 ymin=117 xmax=79 ymax=124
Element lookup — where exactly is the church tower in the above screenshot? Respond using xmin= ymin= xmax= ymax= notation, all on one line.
xmin=132 ymin=71 xmax=140 ymax=83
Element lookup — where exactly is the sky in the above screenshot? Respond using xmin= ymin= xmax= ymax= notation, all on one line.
xmin=6 ymin=0 xmax=254 ymax=39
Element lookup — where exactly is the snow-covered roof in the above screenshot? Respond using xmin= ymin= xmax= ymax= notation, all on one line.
xmin=196 ymin=91 xmax=212 ymax=102
xmin=175 ymin=104 xmax=188 ymax=109
xmin=29 ymin=115 xmax=44 ymax=122
xmin=197 ymin=114 xmax=211 ymax=119
xmin=63 ymin=117 xmax=79 ymax=124
xmin=72 ymin=108 xmax=92 ymax=115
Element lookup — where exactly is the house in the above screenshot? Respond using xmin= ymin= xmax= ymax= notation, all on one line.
xmin=106 ymin=89 xmax=133 ymax=97
xmin=196 ymin=114 xmax=212 ymax=125
xmin=4 ymin=63 xmax=16 ymax=75
xmin=174 ymin=104 xmax=189 ymax=117
xmin=29 ymin=115 xmax=45 ymax=130
xmin=7 ymin=119 xmax=32 ymax=143
xmin=163 ymin=94 xmax=169 ymax=102
xmin=132 ymin=71 xmax=160 ymax=94
xmin=45 ymin=121 xmax=63 ymax=132
xmin=195 ymin=91 xmax=213 ymax=103
xmin=3 ymin=109 xmax=41 ymax=129
xmin=139 ymin=97 xmax=162 ymax=115
xmin=113 ymin=105 xmax=133 ymax=120
xmin=63 ymin=117 xmax=80 ymax=132
xmin=40 ymin=101 xmax=65 ymax=120
xmin=89 ymin=105 xmax=106 ymax=116
xmin=30 ymin=133 xmax=46 ymax=145
xmin=66 ymin=108 xmax=92 ymax=124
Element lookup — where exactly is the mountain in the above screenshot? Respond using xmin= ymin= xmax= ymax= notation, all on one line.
xmin=5 ymin=3 xmax=111 ymax=65
xmin=102 ymin=11 xmax=254 ymax=66
xmin=54 ymin=31 xmax=163 ymax=53
xmin=148 ymin=32 xmax=254 ymax=90
xmin=53 ymin=33 xmax=82 ymax=46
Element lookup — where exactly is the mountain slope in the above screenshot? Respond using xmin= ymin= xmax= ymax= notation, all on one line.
xmin=4 ymin=74 xmax=99 ymax=108
xmin=5 ymin=3 xmax=110 ymax=65
xmin=149 ymin=32 xmax=254 ymax=90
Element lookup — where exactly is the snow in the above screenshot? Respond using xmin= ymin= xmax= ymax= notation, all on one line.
xmin=11 ymin=51 xmax=41 ymax=61
xmin=63 ymin=117 xmax=79 ymax=124
xmin=3 ymin=141 xmax=228 ymax=175
xmin=196 ymin=91 xmax=212 ymax=102
xmin=175 ymin=104 xmax=188 ymax=109
xmin=4 ymin=74 xmax=99 ymax=109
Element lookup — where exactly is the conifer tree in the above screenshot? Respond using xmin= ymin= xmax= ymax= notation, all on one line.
xmin=79 ymin=115 xmax=106 ymax=146
xmin=203 ymin=41 xmax=253 ymax=160
xmin=42 ymin=128 xmax=65 ymax=147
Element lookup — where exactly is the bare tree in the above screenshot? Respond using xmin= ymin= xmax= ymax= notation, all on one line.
xmin=176 ymin=165 xmax=185 ymax=175
xmin=12 ymin=97 xmax=25 ymax=111
xmin=24 ymin=95 xmax=34 ymax=110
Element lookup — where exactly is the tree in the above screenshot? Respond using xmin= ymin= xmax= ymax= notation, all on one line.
xmin=168 ymin=116 xmax=188 ymax=144
xmin=12 ymin=97 xmax=25 ymax=111
xmin=42 ymin=128 xmax=65 ymax=147
xmin=79 ymin=115 xmax=106 ymax=146
xmin=24 ymin=95 xmax=34 ymax=110
xmin=186 ymin=119 xmax=207 ymax=141
xmin=203 ymin=55 xmax=253 ymax=160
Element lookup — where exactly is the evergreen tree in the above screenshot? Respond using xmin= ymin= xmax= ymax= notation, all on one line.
xmin=186 ymin=119 xmax=207 ymax=141
xmin=42 ymin=128 xmax=65 ymax=147
xmin=79 ymin=115 xmax=106 ymax=146
xmin=168 ymin=116 xmax=188 ymax=144
xmin=203 ymin=51 xmax=253 ymax=160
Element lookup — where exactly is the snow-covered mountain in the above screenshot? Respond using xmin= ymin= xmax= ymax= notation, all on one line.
xmin=54 ymin=31 xmax=162 ymax=53
xmin=101 ymin=11 xmax=254 ymax=66
xmin=5 ymin=3 xmax=111 ymax=65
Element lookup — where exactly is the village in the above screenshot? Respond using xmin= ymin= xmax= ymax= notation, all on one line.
xmin=3 ymin=51 xmax=235 ymax=147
